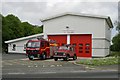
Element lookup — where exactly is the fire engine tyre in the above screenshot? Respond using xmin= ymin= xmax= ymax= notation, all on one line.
xmin=54 ymin=58 xmax=58 ymax=61
xmin=28 ymin=55 xmax=34 ymax=60
xmin=64 ymin=55 xmax=69 ymax=61
xmin=73 ymin=55 xmax=77 ymax=60
xmin=41 ymin=53 xmax=46 ymax=60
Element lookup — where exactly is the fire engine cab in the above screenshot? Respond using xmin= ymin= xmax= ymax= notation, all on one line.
xmin=26 ymin=38 xmax=58 ymax=60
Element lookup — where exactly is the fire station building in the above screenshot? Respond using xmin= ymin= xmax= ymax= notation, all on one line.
xmin=5 ymin=12 xmax=113 ymax=58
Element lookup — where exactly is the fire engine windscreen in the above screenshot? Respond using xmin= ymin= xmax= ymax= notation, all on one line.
xmin=59 ymin=46 xmax=68 ymax=50
xmin=26 ymin=42 xmax=40 ymax=48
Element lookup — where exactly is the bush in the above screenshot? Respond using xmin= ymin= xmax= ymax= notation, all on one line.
xmin=109 ymin=52 xmax=120 ymax=57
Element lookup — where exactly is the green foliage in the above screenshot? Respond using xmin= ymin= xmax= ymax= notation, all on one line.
xmin=76 ymin=57 xmax=119 ymax=66
xmin=0 ymin=14 xmax=2 ymax=46
xmin=21 ymin=22 xmax=43 ymax=37
xmin=32 ymin=25 xmax=43 ymax=34
xmin=111 ymin=34 xmax=120 ymax=51
xmin=21 ymin=22 xmax=33 ymax=36
xmin=2 ymin=14 xmax=23 ymax=40
xmin=0 ymin=13 xmax=2 ymax=26
xmin=116 ymin=22 xmax=120 ymax=33
xmin=111 ymin=22 xmax=120 ymax=51
xmin=2 ymin=14 xmax=43 ymax=50
xmin=109 ymin=52 xmax=120 ymax=57
xmin=76 ymin=52 xmax=120 ymax=66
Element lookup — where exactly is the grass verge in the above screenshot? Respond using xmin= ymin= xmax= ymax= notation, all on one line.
xmin=76 ymin=52 xmax=120 ymax=66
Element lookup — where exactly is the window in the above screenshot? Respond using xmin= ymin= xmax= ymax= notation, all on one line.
xmin=86 ymin=43 xmax=90 ymax=47
xmin=41 ymin=42 xmax=44 ymax=48
xmin=24 ymin=44 xmax=26 ymax=51
xmin=72 ymin=43 xmax=76 ymax=47
xmin=79 ymin=44 xmax=83 ymax=47
xmin=59 ymin=46 xmax=68 ymax=50
xmin=85 ymin=51 xmax=89 ymax=53
xmin=46 ymin=42 xmax=49 ymax=47
xmin=12 ymin=44 xmax=16 ymax=51
xmin=79 ymin=43 xmax=83 ymax=53
xmin=69 ymin=47 xmax=72 ymax=51
xmin=85 ymin=43 xmax=90 ymax=53
xmin=85 ymin=47 xmax=89 ymax=50
xmin=79 ymin=47 xmax=83 ymax=49
xmin=27 ymin=42 xmax=40 ymax=48
xmin=79 ymin=51 xmax=83 ymax=53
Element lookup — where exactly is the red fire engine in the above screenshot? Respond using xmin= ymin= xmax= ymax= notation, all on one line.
xmin=26 ymin=37 xmax=58 ymax=60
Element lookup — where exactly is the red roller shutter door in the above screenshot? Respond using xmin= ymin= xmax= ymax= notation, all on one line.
xmin=48 ymin=35 xmax=67 ymax=46
xmin=70 ymin=34 xmax=92 ymax=57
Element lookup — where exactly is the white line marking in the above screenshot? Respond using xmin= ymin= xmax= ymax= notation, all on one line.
xmin=21 ymin=64 xmax=25 ymax=65
xmin=72 ymin=71 xmax=87 ymax=73
xmin=101 ymin=70 xmax=118 ymax=72
xmin=43 ymin=65 xmax=45 ymax=67
xmin=8 ymin=73 xmax=25 ymax=75
xmin=28 ymin=66 xmax=31 ymax=67
xmin=59 ymin=65 xmax=62 ymax=67
xmin=43 ymin=72 xmax=57 ymax=74
xmin=50 ymin=65 xmax=55 ymax=67
xmin=3 ymin=62 xmax=13 ymax=65
xmin=85 ymin=67 xmax=89 ymax=68
xmin=89 ymin=68 xmax=95 ymax=69
xmin=57 ymin=65 xmax=59 ymax=67
xmin=20 ymin=58 xmax=29 ymax=60
xmin=7 ymin=63 xmax=13 ymax=65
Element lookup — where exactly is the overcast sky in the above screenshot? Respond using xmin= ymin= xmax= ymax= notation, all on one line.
xmin=1 ymin=0 xmax=119 ymax=38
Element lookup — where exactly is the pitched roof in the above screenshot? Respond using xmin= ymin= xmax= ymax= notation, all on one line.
xmin=5 ymin=33 xmax=44 ymax=43
xmin=40 ymin=12 xmax=113 ymax=28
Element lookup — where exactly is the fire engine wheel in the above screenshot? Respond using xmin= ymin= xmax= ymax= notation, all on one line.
xmin=73 ymin=55 xmax=77 ymax=60
xmin=41 ymin=53 xmax=46 ymax=60
xmin=28 ymin=55 xmax=34 ymax=60
xmin=64 ymin=55 xmax=69 ymax=61
xmin=54 ymin=58 xmax=58 ymax=61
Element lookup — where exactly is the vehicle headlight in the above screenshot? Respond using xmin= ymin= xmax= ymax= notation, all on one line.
xmin=55 ymin=53 xmax=57 ymax=55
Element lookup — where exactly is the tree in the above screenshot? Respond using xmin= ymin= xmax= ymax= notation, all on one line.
xmin=6 ymin=14 xmax=24 ymax=38
xmin=20 ymin=22 xmax=43 ymax=36
xmin=116 ymin=22 xmax=120 ymax=33
xmin=2 ymin=14 xmax=43 ymax=52
xmin=111 ymin=22 xmax=120 ymax=51
xmin=32 ymin=25 xmax=43 ymax=34
xmin=0 ymin=14 xmax=2 ymax=50
xmin=21 ymin=22 xmax=33 ymax=36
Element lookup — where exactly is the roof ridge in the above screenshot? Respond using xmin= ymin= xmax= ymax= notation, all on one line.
xmin=40 ymin=12 xmax=109 ymax=22
xmin=5 ymin=33 xmax=44 ymax=43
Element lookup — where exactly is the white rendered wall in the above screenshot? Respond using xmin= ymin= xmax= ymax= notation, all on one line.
xmin=105 ymin=20 xmax=111 ymax=41
xmin=92 ymin=20 xmax=111 ymax=57
xmin=92 ymin=49 xmax=109 ymax=57
xmin=8 ymin=37 xmax=38 ymax=54
xmin=8 ymin=40 xmax=28 ymax=54
xmin=92 ymin=39 xmax=110 ymax=57
xmin=104 ymin=20 xmax=111 ymax=56
xmin=43 ymin=15 xmax=105 ymax=38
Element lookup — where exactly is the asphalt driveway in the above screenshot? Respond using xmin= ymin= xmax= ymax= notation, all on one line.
xmin=2 ymin=53 xmax=119 ymax=78
xmin=2 ymin=53 xmax=86 ymax=78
